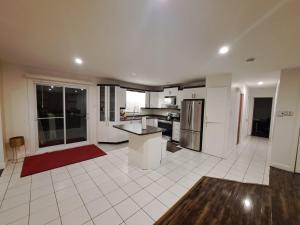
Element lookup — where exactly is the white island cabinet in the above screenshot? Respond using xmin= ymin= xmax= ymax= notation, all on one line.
xmin=113 ymin=124 xmax=164 ymax=169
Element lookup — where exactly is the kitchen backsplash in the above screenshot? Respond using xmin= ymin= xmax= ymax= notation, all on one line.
xmin=140 ymin=108 xmax=180 ymax=116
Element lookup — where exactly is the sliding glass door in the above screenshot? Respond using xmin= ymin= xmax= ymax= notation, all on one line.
xmin=65 ymin=88 xmax=87 ymax=144
xmin=36 ymin=84 xmax=87 ymax=149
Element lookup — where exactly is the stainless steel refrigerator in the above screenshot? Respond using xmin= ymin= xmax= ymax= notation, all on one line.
xmin=180 ymin=99 xmax=204 ymax=151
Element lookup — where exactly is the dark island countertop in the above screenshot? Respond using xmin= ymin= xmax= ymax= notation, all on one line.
xmin=113 ymin=124 xmax=165 ymax=136
xmin=120 ymin=114 xmax=180 ymax=122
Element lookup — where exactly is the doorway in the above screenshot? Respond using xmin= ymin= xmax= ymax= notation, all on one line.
xmin=36 ymin=84 xmax=87 ymax=149
xmin=251 ymin=97 xmax=273 ymax=138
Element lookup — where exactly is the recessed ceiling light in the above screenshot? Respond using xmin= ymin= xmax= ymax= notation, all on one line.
xmin=218 ymin=45 xmax=230 ymax=55
xmin=74 ymin=57 xmax=83 ymax=65
xmin=246 ymin=57 xmax=256 ymax=62
xmin=258 ymin=81 xmax=264 ymax=86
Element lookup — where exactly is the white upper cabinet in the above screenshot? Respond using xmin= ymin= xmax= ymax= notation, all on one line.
xmin=149 ymin=92 xmax=159 ymax=108
xmin=99 ymin=85 xmax=118 ymax=123
xmin=163 ymin=87 xmax=179 ymax=97
xmin=182 ymin=87 xmax=206 ymax=99
xmin=98 ymin=85 xmax=125 ymax=143
xmin=194 ymin=87 xmax=206 ymax=99
xmin=117 ymin=87 xmax=126 ymax=109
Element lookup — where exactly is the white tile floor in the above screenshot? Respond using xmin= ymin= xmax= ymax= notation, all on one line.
xmin=0 ymin=137 xmax=271 ymax=225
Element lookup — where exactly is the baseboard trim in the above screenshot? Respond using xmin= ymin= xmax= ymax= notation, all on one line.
xmin=270 ymin=162 xmax=293 ymax=172
xmin=0 ymin=161 xmax=6 ymax=169
xmin=98 ymin=140 xmax=129 ymax=145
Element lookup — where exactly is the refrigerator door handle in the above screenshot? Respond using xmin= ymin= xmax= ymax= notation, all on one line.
xmin=188 ymin=103 xmax=192 ymax=129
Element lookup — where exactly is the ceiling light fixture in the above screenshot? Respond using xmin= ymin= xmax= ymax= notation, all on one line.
xmin=218 ymin=45 xmax=230 ymax=55
xmin=246 ymin=57 xmax=256 ymax=62
xmin=74 ymin=57 xmax=83 ymax=65
xmin=258 ymin=81 xmax=264 ymax=86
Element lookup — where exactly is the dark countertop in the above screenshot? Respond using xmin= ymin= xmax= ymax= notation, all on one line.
xmin=113 ymin=124 xmax=165 ymax=135
xmin=120 ymin=114 xmax=180 ymax=122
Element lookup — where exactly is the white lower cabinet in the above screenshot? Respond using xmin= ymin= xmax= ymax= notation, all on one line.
xmin=99 ymin=120 xmax=142 ymax=143
xmin=147 ymin=118 xmax=158 ymax=127
xmin=172 ymin=121 xmax=180 ymax=142
xmin=98 ymin=122 xmax=126 ymax=143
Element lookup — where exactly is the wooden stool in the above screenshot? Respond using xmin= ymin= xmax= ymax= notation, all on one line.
xmin=9 ymin=136 xmax=26 ymax=163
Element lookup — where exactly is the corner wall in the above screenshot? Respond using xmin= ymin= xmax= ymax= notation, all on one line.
xmin=240 ymin=85 xmax=250 ymax=142
xmin=271 ymin=67 xmax=300 ymax=172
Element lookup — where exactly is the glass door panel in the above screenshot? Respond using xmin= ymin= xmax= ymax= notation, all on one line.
xmin=100 ymin=86 xmax=106 ymax=121
xmin=65 ymin=88 xmax=87 ymax=144
xmin=109 ymin=86 xmax=115 ymax=121
xmin=36 ymin=85 xmax=64 ymax=147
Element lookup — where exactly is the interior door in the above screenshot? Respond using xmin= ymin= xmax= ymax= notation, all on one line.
xmin=204 ymin=87 xmax=228 ymax=157
xmin=251 ymin=98 xmax=273 ymax=138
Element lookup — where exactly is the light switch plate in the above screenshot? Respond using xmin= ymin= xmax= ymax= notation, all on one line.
xmin=276 ymin=111 xmax=294 ymax=117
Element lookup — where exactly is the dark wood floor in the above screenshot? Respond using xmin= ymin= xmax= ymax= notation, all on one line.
xmin=270 ymin=167 xmax=300 ymax=225
xmin=155 ymin=167 xmax=300 ymax=225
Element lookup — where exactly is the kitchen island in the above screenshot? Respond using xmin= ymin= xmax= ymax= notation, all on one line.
xmin=113 ymin=124 xmax=165 ymax=169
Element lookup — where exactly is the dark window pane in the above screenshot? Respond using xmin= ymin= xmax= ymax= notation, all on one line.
xmin=38 ymin=118 xmax=64 ymax=147
xmin=65 ymin=88 xmax=87 ymax=144
xmin=109 ymin=86 xmax=115 ymax=121
xmin=100 ymin=86 xmax=105 ymax=121
xmin=36 ymin=85 xmax=63 ymax=118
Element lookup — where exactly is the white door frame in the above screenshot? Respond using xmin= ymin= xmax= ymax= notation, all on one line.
xmin=32 ymin=81 xmax=90 ymax=153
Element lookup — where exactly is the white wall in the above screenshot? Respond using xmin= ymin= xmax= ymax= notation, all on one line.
xmin=240 ymin=85 xmax=250 ymax=142
xmin=230 ymin=87 xmax=242 ymax=149
xmin=247 ymin=87 xmax=277 ymax=138
xmin=271 ymin=67 xmax=300 ymax=172
xmin=1 ymin=63 xmax=98 ymax=159
xmin=2 ymin=65 xmax=31 ymax=158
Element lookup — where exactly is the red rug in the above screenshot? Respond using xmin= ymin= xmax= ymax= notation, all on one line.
xmin=21 ymin=144 xmax=106 ymax=177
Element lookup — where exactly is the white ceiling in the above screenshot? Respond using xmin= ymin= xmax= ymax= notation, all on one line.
xmin=0 ymin=0 xmax=299 ymax=86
